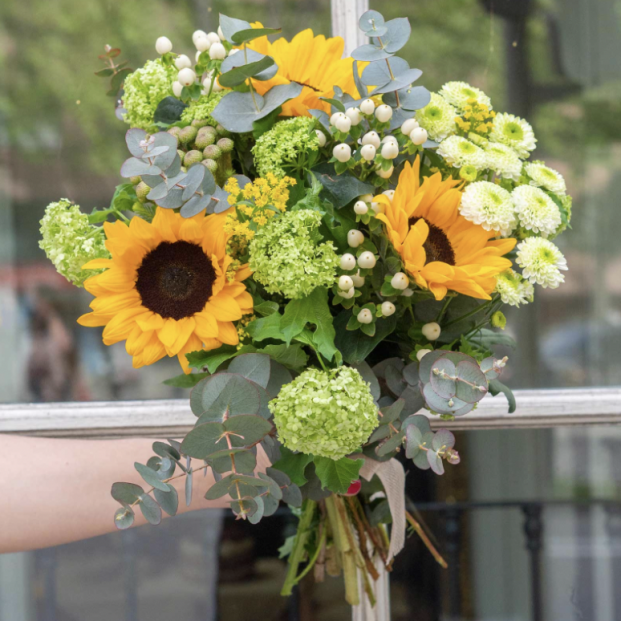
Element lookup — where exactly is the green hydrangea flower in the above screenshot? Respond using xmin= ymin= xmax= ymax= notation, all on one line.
xmin=39 ymin=199 xmax=110 ymax=287
xmin=270 ymin=367 xmax=379 ymax=460
xmin=122 ymin=60 xmax=176 ymax=130
xmin=252 ymin=117 xmax=319 ymax=178
xmin=180 ymin=91 xmax=226 ymax=126
xmin=249 ymin=209 xmax=338 ymax=300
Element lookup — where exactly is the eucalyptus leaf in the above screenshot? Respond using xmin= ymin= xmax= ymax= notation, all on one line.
xmin=190 ymin=373 xmax=260 ymax=420
xmin=181 ymin=164 xmax=205 ymax=201
xmin=361 ymin=57 xmax=410 ymax=87
xmin=154 ymin=484 xmax=178 ymax=516
xmin=371 ymin=68 xmax=423 ymax=95
xmin=111 ymin=482 xmax=143 ymax=505
xmin=138 ymin=493 xmax=162 ymax=525
xmin=427 ymin=450 xmax=445 ymax=475
xmin=248 ymin=495 xmax=265 ymax=524
xmin=308 ymin=108 xmax=331 ymax=133
xmin=114 ymin=507 xmax=135 ymax=530
xmin=220 ymin=49 xmax=278 ymax=81
xmin=376 ymin=431 xmax=405 ymax=457
xmin=352 ymin=360 xmax=381 ymax=400
xmin=120 ymin=157 xmax=160 ymax=178
xmin=429 ymin=358 xmax=457 ymax=399
xmin=455 ymin=360 xmax=487 ymax=403
xmin=181 ymin=421 xmax=225 ymax=459
xmin=156 ymin=187 xmax=184 ymax=209
xmin=224 ymin=414 xmax=273 ymax=447
xmin=228 ymin=353 xmax=271 ymax=388
xmin=352 ymin=44 xmax=392 ymax=62
xmin=185 ymin=470 xmax=193 ymax=506
xmin=382 ymin=17 xmax=411 ymax=53
xmin=219 ymin=56 xmax=276 ymax=88
xmin=358 ymin=10 xmax=387 ymax=36
xmin=125 ymin=128 xmax=148 ymax=157
xmin=180 ymin=194 xmax=214 ymax=218
xmin=219 ymin=14 xmax=251 ymax=42
xmin=311 ymin=163 xmax=375 ymax=208
xmin=231 ymin=27 xmax=282 ymax=45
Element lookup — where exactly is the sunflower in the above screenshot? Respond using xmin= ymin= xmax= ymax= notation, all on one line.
xmin=78 ymin=208 xmax=252 ymax=373
xmin=248 ymin=29 xmax=360 ymax=117
xmin=375 ymin=159 xmax=516 ymax=300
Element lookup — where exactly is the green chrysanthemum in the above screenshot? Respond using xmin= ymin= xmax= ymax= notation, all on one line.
xmin=122 ymin=60 xmax=176 ymax=130
xmin=485 ymin=142 xmax=522 ymax=181
xmin=269 ymin=367 xmax=379 ymax=460
xmin=249 ymin=209 xmax=338 ymax=300
xmin=180 ymin=91 xmax=226 ymax=126
xmin=494 ymin=269 xmax=534 ymax=307
xmin=489 ymin=112 xmax=536 ymax=158
xmin=512 ymin=185 xmax=562 ymax=237
xmin=39 ymin=199 xmax=110 ymax=287
xmin=439 ymin=81 xmax=492 ymax=111
xmin=252 ymin=117 xmax=319 ymax=179
xmin=437 ymin=135 xmax=486 ymax=169
xmin=415 ymin=93 xmax=457 ymax=142
xmin=516 ymin=237 xmax=567 ymax=288
xmin=524 ymin=162 xmax=566 ymax=196
xmin=460 ymin=181 xmax=516 ymax=236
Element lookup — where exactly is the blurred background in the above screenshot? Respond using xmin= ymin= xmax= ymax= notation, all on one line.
xmin=1 ymin=0 xmax=621 ymax=619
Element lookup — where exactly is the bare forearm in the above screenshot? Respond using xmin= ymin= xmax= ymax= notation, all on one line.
xmin=0 ymin=435 xmax=267 ymax=553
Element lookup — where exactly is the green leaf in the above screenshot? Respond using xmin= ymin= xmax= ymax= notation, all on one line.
xmin=375 ymin=431 xmax=405 ymax=457
xmin=253 ymin=300 xmax=280 ymax=317
xmin=454 ymin=360 xmax=488 ymax=403
xmin=224 ymin=414 xmax=273 ymax=446
xmin=334 ymin=311 xmax=397 ymax=364
xmin=489 ymin=379 xmax=517 ymax=413
xmin=246 ymin=312 xmax=284 ymax=342
xmin=114 ymin=507 xmax=135 ymax=530
xmin=248 ymin=495 xmax=266 ymax=524
xmin=258 ymin=344 xmax=308 ymax=373
xmin=181 ymin=422 xmax=225 ymax=459
xmin=470 ymin=328 xmax=517 ymax=350
xmin=111 ymin=482 xmax=143 ymax=506
xmin=219 ymin=14 xmax=251 ymax=41
xmin=134 ymin=462 xmax=171 ymax=492
xmin=209 ymin=448 xmax=257 ymax=474
xmin=163 ymin=371 xmax=209 ymax=388
xmin=313 ymin=456 xmax=364 ymax=495
xmin=185 ymin=470 xmax=193 ymax=506
xmin=190 ymin=373 xmax=260 ymax=420
xmin=271 ymin=446 xmax=313 ymax=486
xmin=152 ymin=441 xmax=181 ymax=462
xmin=231 ymin=27 xmax=282 ymax=44
xmin=154 ymin=484 xmax=178 ymax=516
xmin=186 ymin=344 xmax=239 ymax=373
xmin=405 ymin=425 xmax=423 ymax=459
xmin=109 ymin=183 xmax=137 ymax=213
xmin=281 ymin=288 xmax=337 ymax=361
xmin=311 ymin=163 xmax=375 ymax=209
xmin=204 ymin=474 xmax=234 ymax=500
xmin=153 ymin=96 xmax=188 ymax=125
xmin=219 ymin=56 xmax=276 ymax=88
xmin=138 ymin=493 xmax=162 ymax=525
xmin=228 ymin=353 xmax=271 ymax=388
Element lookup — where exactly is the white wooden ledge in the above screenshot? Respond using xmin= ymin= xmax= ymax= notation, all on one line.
xmin=1 ymin=388 xmax=620 ymax=438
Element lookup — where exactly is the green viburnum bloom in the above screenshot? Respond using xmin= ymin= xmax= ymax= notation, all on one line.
xmin=252 ymin=117 xmax=319 ymax=178
xmin=270 ymin=366 xmax=379 ymax=460
xmin=249 ymin=209 xmax=338 ymax=299
xmin=122 ymin=60 xmax=176 ymax=130
xmin=494 ymin=269 xmax=534 ymax=307
xmin=39 ymin=199 xmax=110 ymax=287
xmin=180 ymin=91 xmax=226 ymax=126
xmin=415 ymin=93 xmax=457 ymax=142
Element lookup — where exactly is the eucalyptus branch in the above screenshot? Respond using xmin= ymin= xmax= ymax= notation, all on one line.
xmin=375 ymin=36 xmax=400 ymax=108
xmin=243 ymin=44 xmax=260 ymax=112
xmin=405 ymin=511 xmax=448 ymax=568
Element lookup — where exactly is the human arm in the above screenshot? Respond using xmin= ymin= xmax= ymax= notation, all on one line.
xmin=0 ymin=434 xmax=269 ymax=553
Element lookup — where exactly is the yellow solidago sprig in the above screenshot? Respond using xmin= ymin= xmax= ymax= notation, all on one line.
xmin=223 ymin=174 xmax=296 ymax=259
xmin=455 ymin=98 xmax=496 ymax=137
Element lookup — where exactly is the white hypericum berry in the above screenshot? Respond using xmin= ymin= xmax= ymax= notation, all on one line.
xmin=382 ymin=190 xmax=395 ymax=202
xmin=338 ymin=275 xmax=354 ymax=290
xmin=335 ymin=115 xmax=352 ymax=133
xmin=391 ymin=272 xmax=409 ymax=290
xmin=194 ymin=34 xmax=211 ymax=52
xmin=360 ymin=99 xmax=375 ymax=115
xmin=209 ymin=42 xmax=226 ymax=60
xmin=195 ymin=50 xmax=202 ymax=63
xmin=401 ymin=118 xmax=419 ymax=135
xmin=345 ymin=107 xmax=362 ymax=125
xmin=333 ymin=143 xmax=352 ymax=162
xmin=174 ymin=54 xmax=192 ymax=70
xmin=202 ymin=75 xmax=223 ymax=93
xmin=172 ymin=81 xmax=184 ymax=97
xmin=357 ymin=251 xmax=376 ymax=269
xmin=375 ymin=104 xmax=393 ymax=122
xmin=410 ymin=127 xmax=428 ymax=145
xmin=358 ymin=309 xmax=374 ymax=324
xmin=315 ymin=130 xmax=327 ymax=147
xmin=416 ymin=348 xmax=432 ymax=361
xmin=330 ymin=112 xmax=346 ymax=126
xmin=376 ymin=165 xmax=394 ymax=179
xmin=207 ymin=32 xmax=221 ymax=44
xmin=340 ymin=253 xmax=357 ymax=270
xmin=360 ymin=144 xmax=376 ymax=161
xmin=359 ymin=193 xmax=373 ymax=203
xmin=381 ymin=141 xmax=399 ymax=159
xmin=381 ymin=301 xmax=396 ymax=317
xmin=347 ymin=230 xmax=364 ymax=248
xmin=228 ymin=48 xmax=240 ymax=56
xmin=422 ymin=322 xmax=441 ymax=341
xmin=155 ymin=36 xmax=173 ymax=55
xmin=192 ymin=30 xmax=207 ymax=46
xmin=362 ymin=132 xmax=381 ymax=149
xmin=178 ymin=68 xmax=196 ymax=86
xmin=351 ymin=271 xmax=365 ymax=287
xmin=401 ymin=287 xmax=414 ymax=297
xmin=382 ymin=135 xmax=398 ymax=144
xmin=217 ymin=26 xmax=225 ymax=40
xmin=340 ymin=288 xmax=355 ymax=299
xmin=354 ymin=201 xmax=369 ymax=215
xmin=371 ymin=202 xmax=383 ymax=214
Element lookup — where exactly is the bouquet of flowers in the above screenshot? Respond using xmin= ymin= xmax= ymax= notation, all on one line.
xmin=40 ymin=9 xmax=571 ymax=608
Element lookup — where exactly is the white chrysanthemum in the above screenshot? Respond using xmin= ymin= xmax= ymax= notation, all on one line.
xmin=439 ymin=81 xmax=492 ymax=111
xmin=437 ymin=135 xmax=486 ymax=170
xmin=524 ymin=162 xmax=566 ymax=196
xmin=494 ymin=269 xmax=534 ymax=307
xmin=512 ymin=185 xmax=561 ymax=237
xmin=489 ymin=113 xmax=536 ymax=158
xmin=516 ymin=237 xmax=567 ymax=288
xmin=415 ymin=93 xmax=457 ymax=142
xmin=485 ymin=142 xmax=522 ymax=181
xmin=460 ymin=182 xmax=516 ymax=236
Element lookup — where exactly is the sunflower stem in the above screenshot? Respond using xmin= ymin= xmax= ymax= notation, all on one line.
xmin=441 ymin=298 xmax=494 ymax=329
xmin=436 ymin=296 xmax=454 ymax=323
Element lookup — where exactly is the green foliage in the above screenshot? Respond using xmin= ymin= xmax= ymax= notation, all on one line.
xmin=313 ymin=456 xmax=364 ymax=495
xmin=271 ymin=446 xmax=313 ymax=487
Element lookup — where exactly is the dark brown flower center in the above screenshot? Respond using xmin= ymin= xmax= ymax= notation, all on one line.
xmin=408 ymin=217 xmax=456 ymax=266
xmin=136 ymin=241 xmax=215 ymax=320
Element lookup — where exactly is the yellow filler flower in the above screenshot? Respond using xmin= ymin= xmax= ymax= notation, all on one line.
xmin=375 ymin=159 xmax=516 ymax=300
xmin=77 ymin=208 xmax=253 ymax=373
xmin=248 ymin=29 xmax=360 ymax=117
